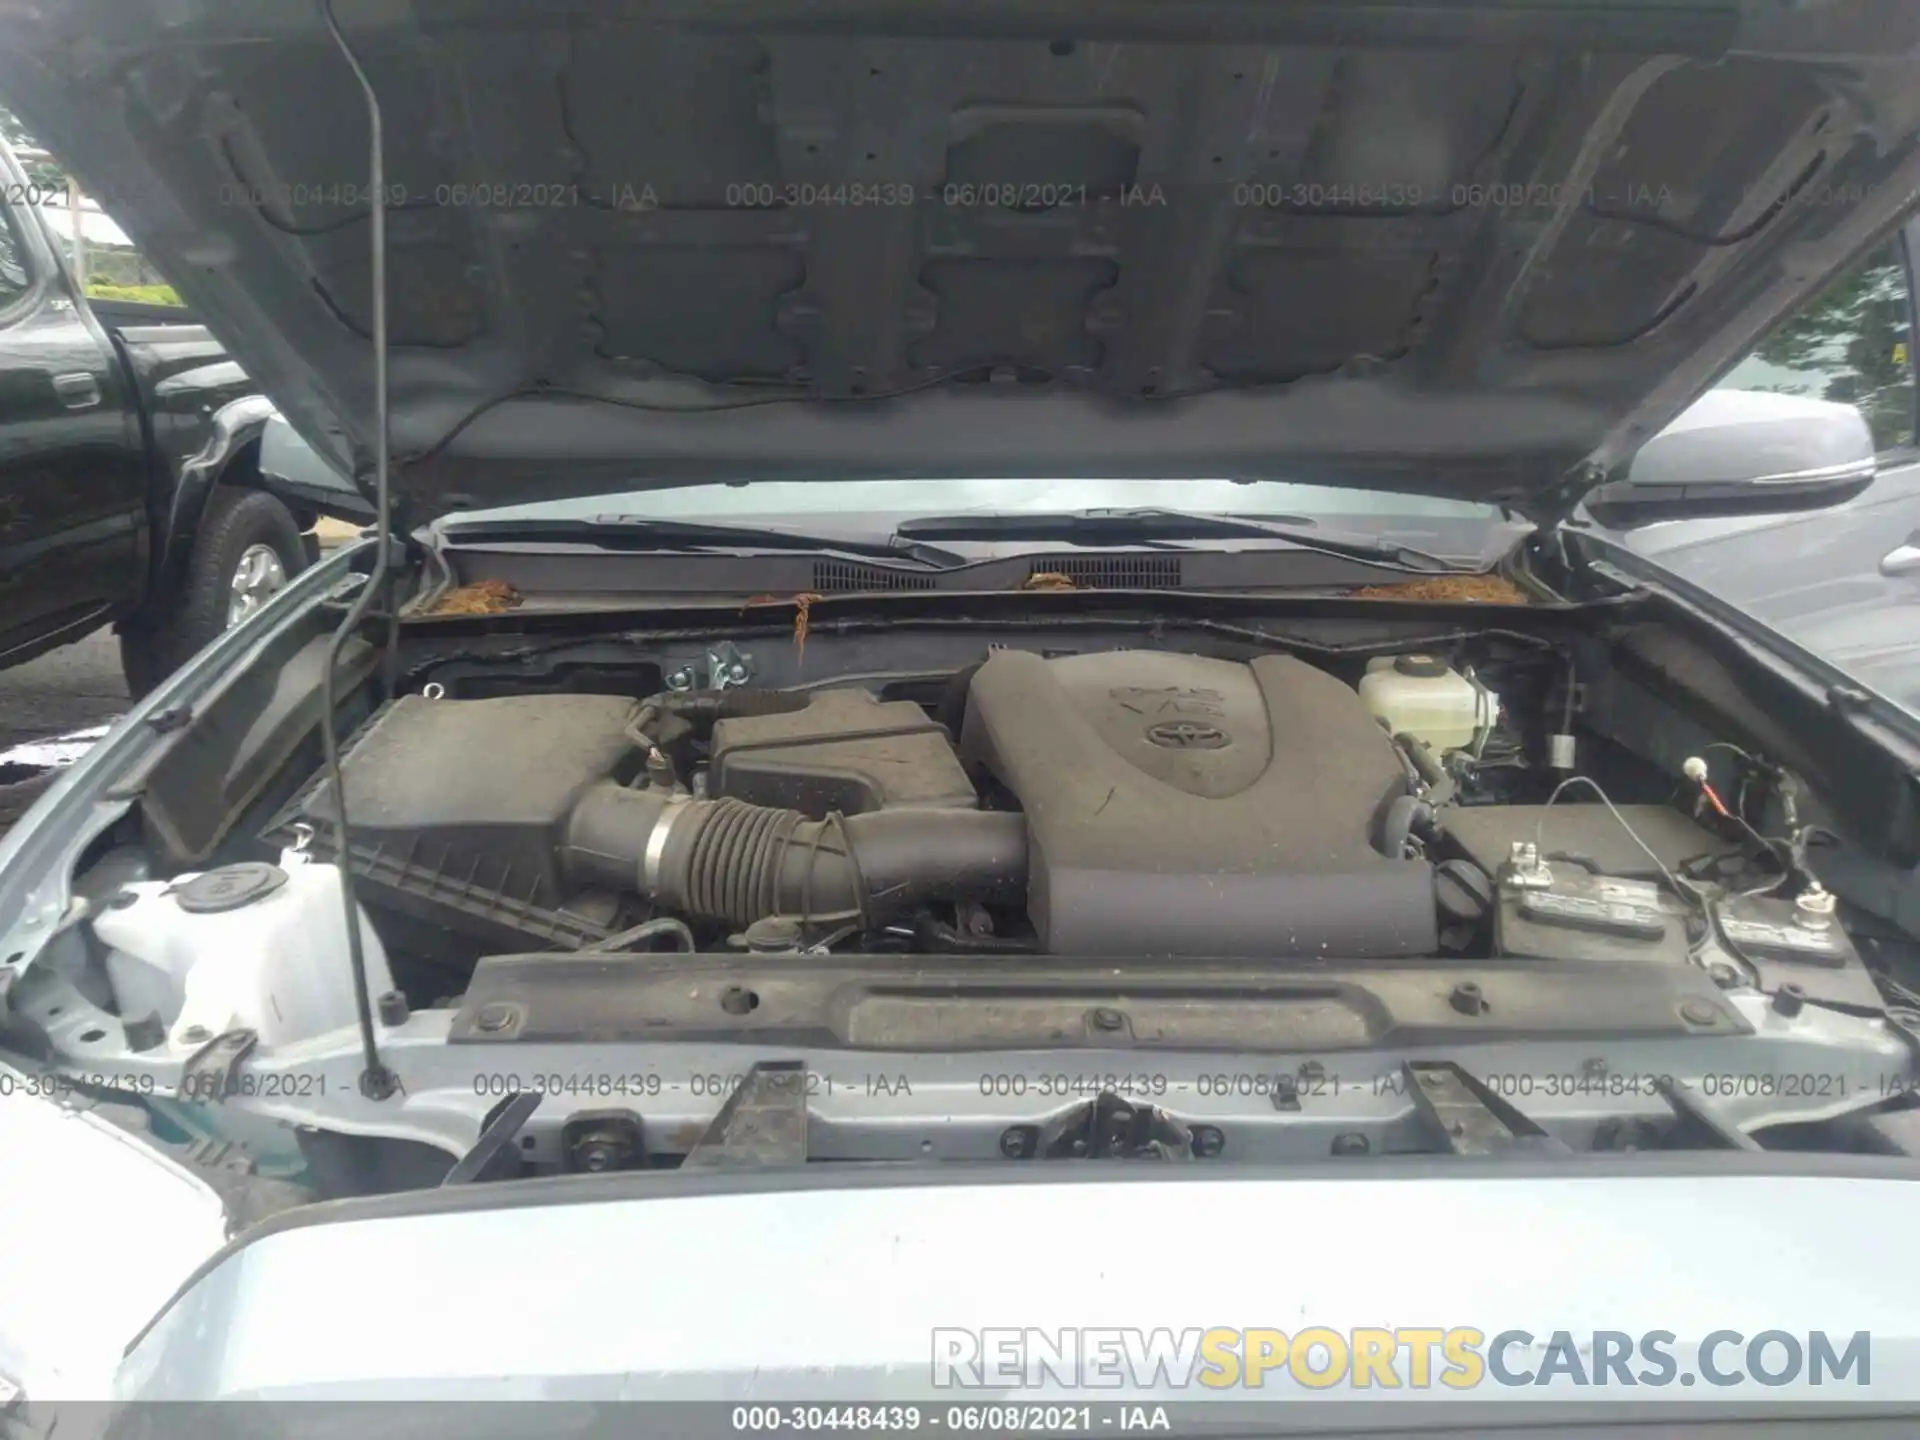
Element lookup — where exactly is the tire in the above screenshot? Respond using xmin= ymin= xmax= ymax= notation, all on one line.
xmin=119 ymin=487 xmax=310 ymax=698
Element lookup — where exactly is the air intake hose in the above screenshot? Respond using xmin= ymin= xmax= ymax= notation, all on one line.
xmin=564 ymin=782 xmax=1028 ymax=929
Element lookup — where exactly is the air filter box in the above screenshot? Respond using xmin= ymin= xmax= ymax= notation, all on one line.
xmin=290 ymin=693 xmax=642 ymax=947
xmin=710 ymin=688 xmax=976 ymax=815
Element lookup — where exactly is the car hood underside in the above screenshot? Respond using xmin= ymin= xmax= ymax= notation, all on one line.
xmin=3 ymin=0 xmax=1920 ymax=522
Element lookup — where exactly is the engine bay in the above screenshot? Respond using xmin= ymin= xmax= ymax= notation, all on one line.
xmin=266 ymin=648 xmax=1452 ymax=965
xmin=76 ymin=615 xmax=1907 ymax=1022
xmin=238 ymin=634 xmax=1863 ymax=993
xmin=9 ymin=598 xmax=1920 ymax=1200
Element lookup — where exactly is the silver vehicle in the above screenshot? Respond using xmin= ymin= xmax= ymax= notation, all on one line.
xmin=7 ymin=0 xmax=1920 ymax=1425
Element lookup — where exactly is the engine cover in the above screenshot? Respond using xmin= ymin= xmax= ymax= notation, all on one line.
xmin=960 ymin=650 xmax=1436 ymax=957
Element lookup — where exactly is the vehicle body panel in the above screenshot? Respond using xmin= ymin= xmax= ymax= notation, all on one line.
xmin=260 ymin=407 xmax=371 ymax=523
xmin=0 ymin=1061 xmax=228 ymax=1403
xmin=105 ymin=1159 xmax=1920 ymax=1401
xmin=7 ymin=1 xmax=1920 ymax=522
xmin=0 ymin=139 xmax=143 ymax=666
xmin=99 ymin=308 xmax=262 ymax=605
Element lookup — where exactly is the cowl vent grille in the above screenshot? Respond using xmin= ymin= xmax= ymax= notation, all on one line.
xmin=1029 ymin=555 xmax=1182 ymax=588
xmin=812 ymin=560 xmax=939 ymax=592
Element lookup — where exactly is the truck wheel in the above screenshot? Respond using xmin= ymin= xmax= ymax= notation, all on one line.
xmin=119 ymin=488 xmax=310 ymax=697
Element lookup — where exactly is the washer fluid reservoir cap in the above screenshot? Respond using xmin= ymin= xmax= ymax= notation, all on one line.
xmin=174 ymin=862 xmax=289 ymax=914
xmin=1394 ymin=654 xmax=1450 ymax=678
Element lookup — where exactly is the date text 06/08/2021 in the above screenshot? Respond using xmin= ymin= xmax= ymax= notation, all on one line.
xmin=0 ymin=1067 xmax=1903 ymax=1105
xmin=465 ymin=1069 xmax=1895 ymax=1102
xmin=730 ymin=1405 xmax=1134 ymax=1433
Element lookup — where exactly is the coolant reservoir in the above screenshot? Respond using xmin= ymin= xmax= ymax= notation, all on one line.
xmin=92 ymin=854 xmax=395 ymax=1050
xmin=1358 ymin=654 xmax=1487 ymax=754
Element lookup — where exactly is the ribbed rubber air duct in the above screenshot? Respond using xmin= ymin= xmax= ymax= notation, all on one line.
xmin=563 ymin=782 xmax=1028 ymax=929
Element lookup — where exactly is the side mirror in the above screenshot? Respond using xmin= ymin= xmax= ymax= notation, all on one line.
xmin=1583 ymin=389 xmax=1877 ymax=529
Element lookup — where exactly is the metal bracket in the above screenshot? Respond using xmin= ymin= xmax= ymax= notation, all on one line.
xmin=1031 ymin=1091 xmax=1202 ymax=1161
xmin=665 ymin=640 xmax=756 ymax=693
xmin=706 ymin=640 xmax=754 ymax=690
xmin=1405 ymin=1061 xmax=1572 ymax=1155
xmin=681 ymin=1059 xmax=808 ymax=1168
xmin=176 ymin=1029 xmax=258 ymax=1102
xmin=1654 ymin=1076 xmax=1760 ymax=1151
xmin=1502 ymin=840 xmax=1555 ymax=890
xmin=442 ymin=1091 xmax=542 ymax=1185
xmin=325 ymin=571 xmax=371 ymax=604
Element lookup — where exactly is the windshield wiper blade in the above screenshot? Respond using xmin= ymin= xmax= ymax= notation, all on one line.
xmin=893 ymin=508 xmax=1461 ymax=572
xmin=438 ymin=515 xmax=966 ymax=569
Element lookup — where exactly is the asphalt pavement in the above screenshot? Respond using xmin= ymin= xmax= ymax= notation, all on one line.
xmin=0 ymin=626 xmax=127 ymax=755
xmin=0 ymin=627 xmax=129 ymax=829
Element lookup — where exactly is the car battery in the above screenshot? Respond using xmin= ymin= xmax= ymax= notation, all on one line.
xmin=1493 ymin=842 xmax=1692 ymax=964
xmin=1712 ymin=889 xmax=1882 ymax=1010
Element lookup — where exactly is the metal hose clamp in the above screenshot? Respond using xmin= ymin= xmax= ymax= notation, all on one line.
xmin=642 ymin=797 xmax=690 ymax=892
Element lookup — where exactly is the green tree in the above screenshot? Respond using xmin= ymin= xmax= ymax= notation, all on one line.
xmin=1747 ymin=244 xmax=1914 ymax=449
xmin=0 ymin=106 xmax=66 ymax=190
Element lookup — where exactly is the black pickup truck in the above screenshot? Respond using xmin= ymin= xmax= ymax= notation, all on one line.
xmin=0 ymin=139 xmax=317 ymax=697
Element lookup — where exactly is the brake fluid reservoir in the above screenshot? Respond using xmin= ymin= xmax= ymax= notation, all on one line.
xmin=93 ymin=855 xmax=394 ymax=1050
xmin=1359 ymin=654 xmax=1486 ymax=754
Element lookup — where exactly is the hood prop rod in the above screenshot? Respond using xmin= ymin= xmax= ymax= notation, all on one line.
xmin=317 ymin=0 xmax=397 ymax=1102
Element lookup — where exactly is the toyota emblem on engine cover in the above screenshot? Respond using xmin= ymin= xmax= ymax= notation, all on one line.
xmin=1145 ymin=720 xmax=1229 ymax=749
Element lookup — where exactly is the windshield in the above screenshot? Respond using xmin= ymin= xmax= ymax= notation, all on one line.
xmin=447 ymin=477 xmax=1502 ymax=526
xmin=431 ymin=477 xmax=1524 ymax=571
